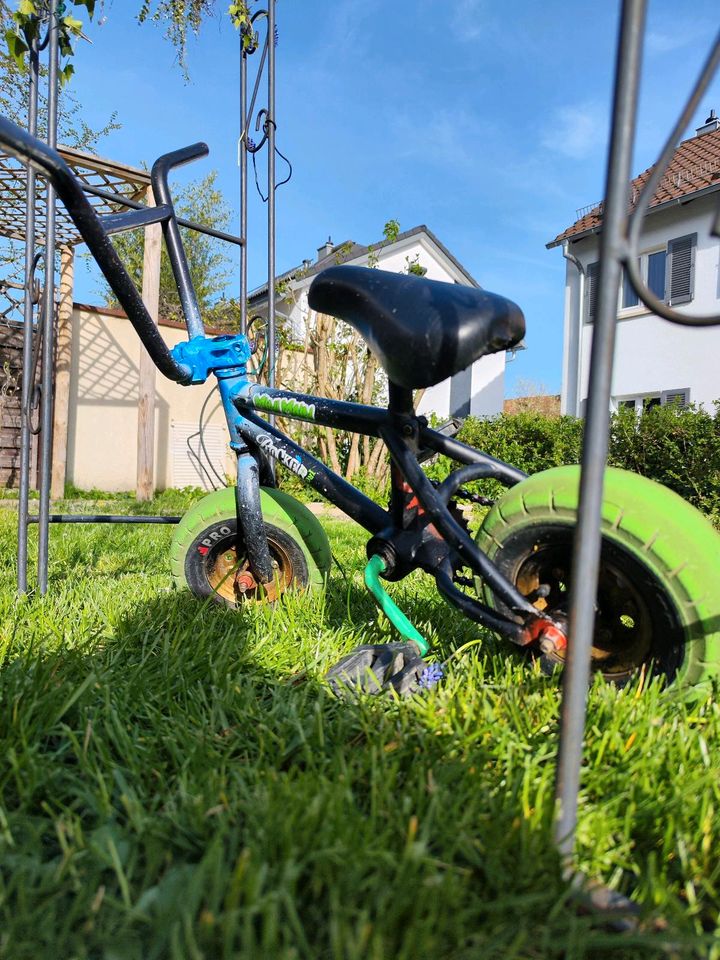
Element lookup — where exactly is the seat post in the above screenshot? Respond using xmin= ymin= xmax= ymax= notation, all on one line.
xmin=388 ymin=381 xmax=414 ymax=417
xmin=386 ymin=381 xmax=418 ymax=531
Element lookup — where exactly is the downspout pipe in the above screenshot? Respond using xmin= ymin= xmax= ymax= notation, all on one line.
xmin=562 ymin=242 xmax=585 ymax=417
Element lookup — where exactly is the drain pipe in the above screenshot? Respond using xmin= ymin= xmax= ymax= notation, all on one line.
xmin=562 ymin=242 xmax=585 ymax=417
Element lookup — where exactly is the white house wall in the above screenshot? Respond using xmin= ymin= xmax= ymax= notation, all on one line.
xmin=470 ymin=352 xmax=506 ymax=416
xmin=564 ymin=198 xmax=720 ymax=414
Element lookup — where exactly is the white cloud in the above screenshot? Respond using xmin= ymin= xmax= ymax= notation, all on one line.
xmin=390 ymin=107 xmax=482 ymax=169
xmin=646 ymin=31 xmax=691 ymax=54
xmin=451 ymin=0 xmax=487 ymax=42
xmin=541 ymin=102 xmax=606 ymax=160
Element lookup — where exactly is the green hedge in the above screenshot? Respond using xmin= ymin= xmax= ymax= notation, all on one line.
xmin=608 ymin=403 xmax=720 ymax=519
xmin=424 ymin=405 xmax=720 ymax=521
xmin=443 ymin=412 xmax=584 ymax=477
xmin=275 ymin=405 xmax=720 ymax=521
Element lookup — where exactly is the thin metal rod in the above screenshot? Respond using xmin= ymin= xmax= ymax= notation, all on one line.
xmin=27 ymin=515 xmax=181 ymax=524
xmin=240 ymin=34 xmax=248 ymax=334
xmin=37 ymin=0 xmax=60 ymax=595
xmin=79 ymin=181 xmax=244 ymax=246
xmin=267 ymin=0 xmax=276 ymax=393
xmin=553 ymin=0 xmax=647 ymax=865
xmin=242 ymin=30 xmax=268 ymax=144
xmin=17 ymin=34 xmax=40 ymax=594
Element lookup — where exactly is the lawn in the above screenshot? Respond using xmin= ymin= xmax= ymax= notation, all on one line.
xmin=0 ymin=491 xmax=719 ymax=959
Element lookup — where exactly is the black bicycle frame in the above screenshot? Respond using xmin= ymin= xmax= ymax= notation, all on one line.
xmin=218 ymin=379 xmax=539 ymax=643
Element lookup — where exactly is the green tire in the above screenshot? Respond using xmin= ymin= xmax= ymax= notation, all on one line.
xmin=170 ymin=486 xmax=332 ymax=606
xmin=476 ymin=465 xmax=720 ymax=692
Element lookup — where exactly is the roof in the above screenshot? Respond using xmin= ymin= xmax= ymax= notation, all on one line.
xmin=547 ymin=126 xmax=720 ymax=249
xmin=248 ymin=224 xmax=479 ymax=302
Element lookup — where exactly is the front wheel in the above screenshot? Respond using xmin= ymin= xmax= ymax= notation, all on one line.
xmin=475 ymin=466 xmax=720 ymax=692
xmin=170 ymin=486 xmax=332 ymax=608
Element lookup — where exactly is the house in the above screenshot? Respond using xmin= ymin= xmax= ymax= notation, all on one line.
xmin=547 ymin=110 xmax=720 ymax=416
xmin=249 ymin=225 xmax=513 ymax=419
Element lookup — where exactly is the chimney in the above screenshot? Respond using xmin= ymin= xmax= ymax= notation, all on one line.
xmin=317 ymin=236 xmax=333 ymax=261
xmin=696 ymin=109 xmax=720 ymax=136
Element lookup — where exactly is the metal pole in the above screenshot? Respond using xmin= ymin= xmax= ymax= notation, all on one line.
xmin=553 ymin=0 xmax=647 ymax=865
xmin=240 ymin=34 xmax=248 ymax=335
xmin=17 ymin=33 xmax=40 ymax=594
xmin=267 ymin=0 xmax=276 ymax=392
xmin=37 ymin=0 xmax=60 ymax=594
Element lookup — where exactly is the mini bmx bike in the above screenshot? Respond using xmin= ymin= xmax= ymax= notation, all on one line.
xmin=2 ymin=111 xmax=719 ymax=697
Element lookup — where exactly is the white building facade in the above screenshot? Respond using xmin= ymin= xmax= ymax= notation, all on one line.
xmin=549 ymin=116 xmax=720 ymax=416
xmin=249 ymin=226 xmax=509 ymax=420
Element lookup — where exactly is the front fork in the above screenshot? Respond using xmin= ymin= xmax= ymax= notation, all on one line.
xmin=216 ymin=370 xmax=275 ymax=586
xmin=235 ymin=453 xmax=274 ymax=584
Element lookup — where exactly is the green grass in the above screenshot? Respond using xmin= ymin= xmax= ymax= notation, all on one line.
xmin=1 ymin=494 xmax=719 ymax=959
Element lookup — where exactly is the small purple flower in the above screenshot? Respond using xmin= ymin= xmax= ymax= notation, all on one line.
xmin=417 ymin=662 xmax=444 ymax=690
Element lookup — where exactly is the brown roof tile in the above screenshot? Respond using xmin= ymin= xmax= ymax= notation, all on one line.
xmin=547 ymin=127 xmax=720 ymax=248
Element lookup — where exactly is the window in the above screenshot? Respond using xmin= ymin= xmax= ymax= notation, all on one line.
xmin=614 ymin=389 xmax=690 ymax=413
xmin=647 ymin=250 xmax=666 ymax=299
xmin=584 ymin=232 xmax=696 ymax=321
xmin=621 ymin=251 xmax=667 ymax=306
xmin=621 ymin=263 xmax=639 ymax=309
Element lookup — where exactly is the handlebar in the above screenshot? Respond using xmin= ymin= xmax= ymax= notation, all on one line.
xmin=0 ymin=113 xmax=212 ymax=384
xmin=151 ymin=143 xmax=209 ymax=341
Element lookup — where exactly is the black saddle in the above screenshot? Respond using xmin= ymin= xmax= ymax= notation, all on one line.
xmin=307 ymin=265 xmax=525 ymax=390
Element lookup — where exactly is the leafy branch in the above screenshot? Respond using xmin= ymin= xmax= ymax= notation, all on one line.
xmin=5 ymin=0 xmax=96 ymax=84
xmin=137 ymin=2 xmax=257 ymax=76
xmin=7 ymin=1 xmax=257 ymax=81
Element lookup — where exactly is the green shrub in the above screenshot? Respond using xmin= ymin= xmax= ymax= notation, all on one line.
xmin=453 ymin=412 xmax=584 ymax=475
xmin=424 ymin=406 xmax=720 ymax=519
xmin=425 ymin=412 xmax=584 ymax=499
xmin=608 ymin=403 xmax=720 ymax=519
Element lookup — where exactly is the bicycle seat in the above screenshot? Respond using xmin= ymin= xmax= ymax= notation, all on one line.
xmin=308 ymin=265 xmax=525 ymax=390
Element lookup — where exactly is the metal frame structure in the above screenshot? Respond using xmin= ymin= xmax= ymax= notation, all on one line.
xmin=555 ymin=5 xmax=720 ymax=875
xmin=2 ymin=0 xmax=257 ymax=595
xmin=1 ymin=0 xmax=718 ymax=904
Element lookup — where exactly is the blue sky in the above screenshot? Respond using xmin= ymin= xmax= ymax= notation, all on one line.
xmin=69 ymin=0 xmax=720 ymax=396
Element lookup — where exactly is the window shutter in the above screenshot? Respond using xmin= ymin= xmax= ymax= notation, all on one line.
xmin=171 ymin=421 xmax=228 ymax=490
xmin=661 ymin=388 xmax=690 ymax=409
xmin=666 ymin=234 xmax=696 ymax=305
xmin=585 ymin=261 xmax=599 ymax=322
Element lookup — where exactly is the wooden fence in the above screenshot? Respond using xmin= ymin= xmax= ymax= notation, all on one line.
xmin=0 ymin=321 xmax=37 ymax=489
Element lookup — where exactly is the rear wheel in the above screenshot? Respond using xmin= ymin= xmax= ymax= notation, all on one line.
xmin=475 ymin=466 xmax=720 ymax=691
xmin=171 ymin=486 xmax=332 ymax=608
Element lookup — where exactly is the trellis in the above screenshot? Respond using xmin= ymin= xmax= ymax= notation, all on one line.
xmin=0 ymin=143 xmax=154 ymax=493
